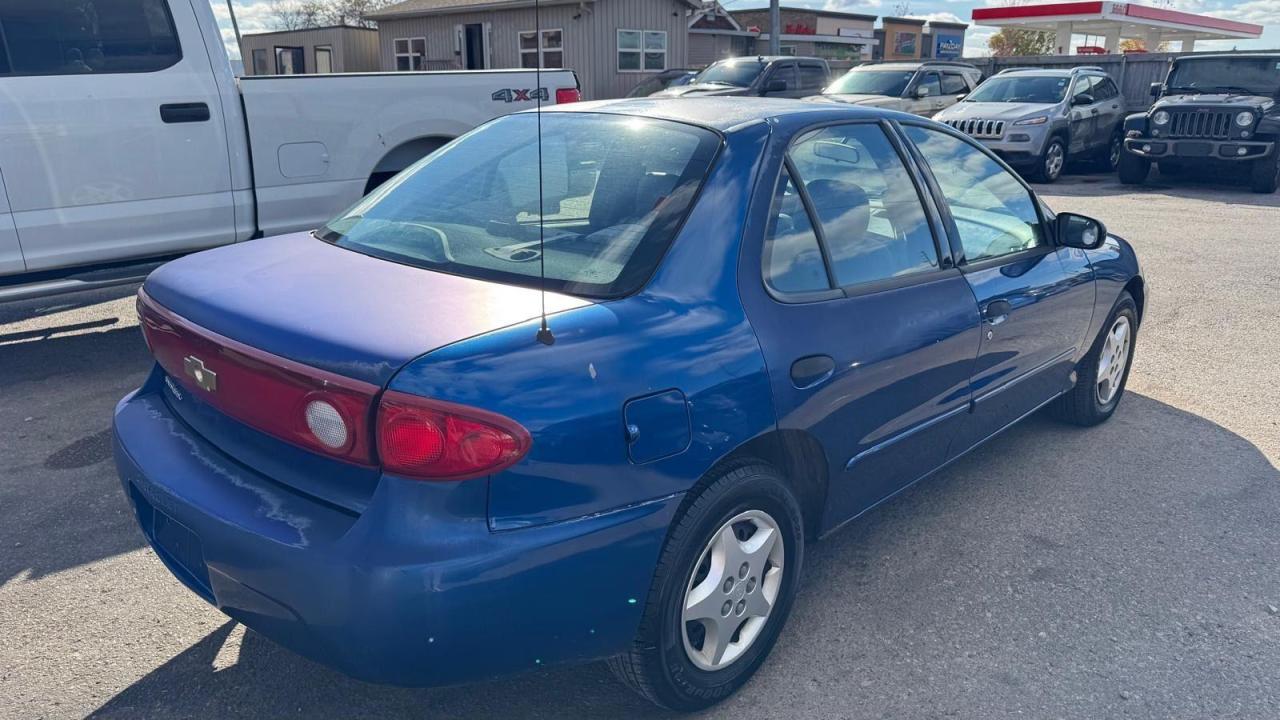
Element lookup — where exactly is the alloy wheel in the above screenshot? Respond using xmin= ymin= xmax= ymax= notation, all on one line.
xmin=681 ymin=510 xmax=785 ymax=671
xmin=1109 ymin=136 xmax=1122 ymax=169
xmin=1096 ymin=315 xmax=1132 ymax=405
xmin=1045 ymin=141 xmax=1065 ymax=181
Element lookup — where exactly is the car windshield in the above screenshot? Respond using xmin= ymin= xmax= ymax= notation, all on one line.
xmin=966 ymin=75 xmax=1069 ymax=103
xmin=824 ymin=69 xmax=915 ymax=96
xmin=1166 ymin=57 xmax=1280 ymax=96
xmin=317 ymin=113 xmax=721 ymax=298
xmin=693 ymin=59 xmax=766 ymax=87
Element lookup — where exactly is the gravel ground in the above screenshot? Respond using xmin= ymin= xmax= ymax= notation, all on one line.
xmin=1 ymin=170 xmax=1277 ymax=719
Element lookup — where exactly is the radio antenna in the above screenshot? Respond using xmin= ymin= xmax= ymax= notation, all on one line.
xmin=533 ymin=0 xmax=555 ymax=346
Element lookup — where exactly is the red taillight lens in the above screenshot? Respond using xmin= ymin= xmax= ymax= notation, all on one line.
xmin=376 ymin=391 xmax=531 ymax=481
xmin=555 ymin=87 xmax=581 ymax=104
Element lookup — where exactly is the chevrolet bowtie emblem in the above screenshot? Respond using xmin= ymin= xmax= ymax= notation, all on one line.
xmin=183 ymin=355 xmax=217 ymax=392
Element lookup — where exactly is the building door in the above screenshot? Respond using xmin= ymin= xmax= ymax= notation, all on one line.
xmin=275 ymin=46 xmax=304 ymax=74
xmin=464 ymin=24 xmax=484 ymax=69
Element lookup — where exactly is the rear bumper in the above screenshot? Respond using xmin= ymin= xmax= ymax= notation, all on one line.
xmin=1124 ymin=137 xmax=1275 ymax=161
xmin=112 ymin=370 xmax=679 ymax=686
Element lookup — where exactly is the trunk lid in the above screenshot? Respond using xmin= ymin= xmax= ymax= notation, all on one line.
xmin=143 ymin=232 xmax=590 ymax=386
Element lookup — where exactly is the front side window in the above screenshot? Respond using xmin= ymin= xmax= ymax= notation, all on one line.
xmin=903 ymin=125 xmax=1044 ymax=263
xmin=394 ymin=37 xmax=425 ymax=71
xmin=966 ymin=75 xmax=1069 ymax=104
xmin=519 ymin=29 xmax=562 ymax=69
xmin=788 ymin=124 xmax=939 ymax=288
xmin=618 ymin=30 xmax=666 ymax=72
xmin=318 ymin=113 xmax=720 ymax=298
xmin=767 ymin=64 xmax=797 ymax=92
xmin=1072 ymin=75 xmax=1097 ymax=103
xmin=917 ymin=72 xmax=941 ymax=97
xmin=0 ymin=0 xmax=180 ymax=76
xmin=1095 ymin=77 xmax=1119 ymax=100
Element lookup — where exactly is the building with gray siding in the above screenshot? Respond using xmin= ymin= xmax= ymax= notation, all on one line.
xmin=239 ymin=26 xmax=381 ymax=76
xmin=366 ymin=0 xmax=699 ymax=100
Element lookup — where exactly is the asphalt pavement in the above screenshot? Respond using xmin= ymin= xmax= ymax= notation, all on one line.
xmin=1 ymin=169 xmax=1278 ymax=719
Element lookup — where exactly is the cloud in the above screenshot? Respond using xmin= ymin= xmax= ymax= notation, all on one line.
xmin=209 ymin=0 xmax=278 ymax=60
xmin=905 ymin=11 xmax=966 ymax=23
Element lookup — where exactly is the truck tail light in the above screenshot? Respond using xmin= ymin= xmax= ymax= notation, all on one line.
xmin=555 ymin=88 xmax=581 ymax=104
xmin=376 ymin=391 xmax=531 ymax=481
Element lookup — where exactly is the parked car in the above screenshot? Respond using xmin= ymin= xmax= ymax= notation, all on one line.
xmin=114 ymin=98 xmax=1144 ymax=711
xmin=627 ymin=69 xmax=698 ymax=97
xmin=1119 ymin=53 xmax=1280 ymax=193
xmin=0 ymin=0 xmax=579 ymax=302
xmin=805 ymin=60 xmax=981 ymax=117
xmin=650 ymin=56 xmax=829 ymax=99
xmin=934 ymin=66 xmax=1126 ymax=183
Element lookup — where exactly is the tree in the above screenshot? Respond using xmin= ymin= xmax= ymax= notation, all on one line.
xmin=267 ymin=0 xmax=395 ymax=30
xmin=988 ymin=28 xmax=1056 ymax=57
xmin=1119 ymin=38 xmax=1171 ymax=53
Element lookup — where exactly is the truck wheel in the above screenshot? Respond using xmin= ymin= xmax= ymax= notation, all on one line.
xmin=1031 ymin=137 xmax=1066 ymax=183
xmin=608 ymin=464 xmax=805 ymax=711
xmin=1249 ymin=153 xmax=1280 ymax=194
xmin=1118 ymin=151 xmax=1150 ymax=185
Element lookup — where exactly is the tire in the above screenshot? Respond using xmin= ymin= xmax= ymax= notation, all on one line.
xmin=1097 ymin=131 xmax=1123 ymax=172
xmin=608 ymin=464 xmax=805 ymax=711
xmin=1249 ymin=152 xmax=1280 ymax=194
xmin=1050 ymin=292 xmax=1138 ymax=427
xmin=1118 ymin=151 xmax=1150 ymax=185
xmin=1030 ymin=136 xmax=1066 ymax=183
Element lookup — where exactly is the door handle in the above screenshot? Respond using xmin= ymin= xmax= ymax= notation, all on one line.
xmin=982 ymin=300 xmax=1012 ymax=326
xmin=790 ymin=355 xmax=835 ymax=389
xmin=160 ymin=102 xmax=210 ymax=124
xmin=1090 ymin=108 xmax=1099 ymax=115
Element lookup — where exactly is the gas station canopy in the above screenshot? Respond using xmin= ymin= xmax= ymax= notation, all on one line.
xmin=971 ymin=1 xmax=1263 ymax=54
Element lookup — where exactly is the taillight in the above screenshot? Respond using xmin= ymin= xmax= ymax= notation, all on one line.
xmin=377 ymin=391 xmax=531 ymax=481
xmin=555 ymin=87 xmax=581 ymax=104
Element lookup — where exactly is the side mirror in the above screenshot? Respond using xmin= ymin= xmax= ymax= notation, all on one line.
xmin=763 ymin=79 xmax=787 ymax=95
xmin=1071 ymin=93 xmax=1095 ymax=106
xmin=955 ymin=93 xmax=967 ymax=102
xmin=1149 ymin=82 xmax=1163 ymax=97
xmin=1057 ymin=212 xmax=1106 ymax=250
xmin=915 ymin=85 xmax=931 ymax=98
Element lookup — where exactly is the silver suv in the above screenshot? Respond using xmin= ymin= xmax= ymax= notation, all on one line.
xmin=806 ymin=61 xmax=982 ymax=117
xmin=933 ymin=67 xmax=1127 ymax=183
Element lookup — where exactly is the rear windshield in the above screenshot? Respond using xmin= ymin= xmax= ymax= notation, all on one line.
xmin=966 ymin=75 xmax=1069 ymax=104
xmin=1166 ymin=57 xmax=1280 ymax=96
xmin=318 ymin=113 xmax=721 ymax=298
xmin=825 ymin=69 xmax=915 ymax=97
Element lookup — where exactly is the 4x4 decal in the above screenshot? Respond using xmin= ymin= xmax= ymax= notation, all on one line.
xmin=492 ymin=88 xmax=549 ymax=103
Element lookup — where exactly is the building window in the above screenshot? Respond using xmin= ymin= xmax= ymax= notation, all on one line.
xmin=314 ymin=45 xmax=332 ymax=73
xmin=617 ymin=29 xmax=666 ymax=72
xmin=275 ymin=46 xmax=303 ymax=74
xmin=251 ymin=48 xmax=268 ymax=75
xmin=518 ymin=29 xmax=562 ymax=69
xmin=394 ymin=37 xmax=426 ymax=71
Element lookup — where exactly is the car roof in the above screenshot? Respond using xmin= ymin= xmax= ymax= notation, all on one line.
xmin=712 ymin=55 xmax=824 ymax=64
xmin=995 ymin=68 xmax=1096 ymax=77
xmin=540 ymin=96 xmax=909 ymax=133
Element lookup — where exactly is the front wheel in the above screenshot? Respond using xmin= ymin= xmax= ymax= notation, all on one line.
xmin=1031 ymin=137 xmax=1066 ymax=183
xmin=1118 ymin=150 xmax=1150 ymax=185
xmin=1051 ymin=292 xmax=1137 ymax=426
xmin=608 ymin=464 xmax=805 ymax=711
xmin=1250 ymin=152 xmax=1280 ymax=194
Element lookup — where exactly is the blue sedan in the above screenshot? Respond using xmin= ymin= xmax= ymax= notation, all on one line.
xmin=113 ymin=98 xmax=1144 ymax=711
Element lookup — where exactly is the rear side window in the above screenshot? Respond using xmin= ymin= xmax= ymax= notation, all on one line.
xmin=799 ymin=63 xmax=828 ymax=90
xmin=1095 ymin=77 xmax=1120 ymax=100
xmin=0 ymin=0 xmax=181 ymax=76
xmin=763 ymin=170 xmax=829 ymax=294
xmin=319 ymin=113 xmax=721 ymax=299
xmin=941 ymin=72 xmax=968 ymax=95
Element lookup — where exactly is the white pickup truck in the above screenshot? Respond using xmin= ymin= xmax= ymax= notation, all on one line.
xmin=0 ymin=0 xmax=579 ymax=301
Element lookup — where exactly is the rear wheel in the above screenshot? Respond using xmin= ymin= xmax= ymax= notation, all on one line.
xmin=1118 ymin=150 xmax=1150 ymax=185
xmin=1051 ymin=292 xmax=1137 ymax=426
xmin=1031 ymin=137 xmax=1066 ymax=183
xmin=608 ymin=464 xmax=805 ymax=711
xmin=1249 ymin=152 xmax=1280 ymax=194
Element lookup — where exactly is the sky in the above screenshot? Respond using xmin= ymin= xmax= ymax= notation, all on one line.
xmin=208 ymin=0 xmax=1280 ymax=63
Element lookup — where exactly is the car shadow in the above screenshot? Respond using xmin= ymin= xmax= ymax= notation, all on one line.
xmin=1041 ymin=167 xmax=1280 ymax=208
xmin=87 ymin=392 xmax=1279 ymax=719
xmin=0 ymin=323 xmax=152 ymax=583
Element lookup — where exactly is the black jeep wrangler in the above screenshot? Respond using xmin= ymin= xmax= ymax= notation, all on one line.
xmin=1119 ymin=54 xmax=1280 ymax=193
